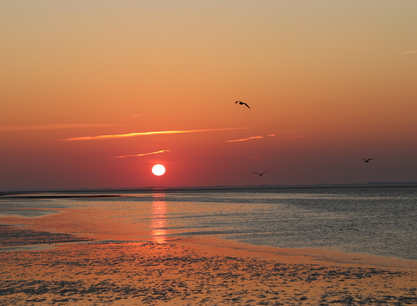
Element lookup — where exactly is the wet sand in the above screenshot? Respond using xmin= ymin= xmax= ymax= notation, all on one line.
xmin=1 ymin=226 xmax=417 ymax=306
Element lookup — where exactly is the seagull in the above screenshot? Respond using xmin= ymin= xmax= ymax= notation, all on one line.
xmin=252 ymin=171 xmax=268 ymax=176
xmin=363 ymin=158 xmax=374 ymax=163
xmin=235 ymin=101 xmax=250 ymax=109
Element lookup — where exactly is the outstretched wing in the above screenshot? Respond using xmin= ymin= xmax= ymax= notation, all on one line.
xmin=235 ymin=101 xmax=250 ymax=108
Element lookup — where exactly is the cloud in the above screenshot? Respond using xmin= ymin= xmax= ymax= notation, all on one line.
xmin=119 ymin=114 xmax=143 ymax=121
xmin=0 ymin=124 xmax=118 ymax=132
xmin=61 ymin=127 xmax=250 ymax=141
xmin=225 ymin=126 xmax=328 ymax=144
xmin=274 ymin=125 xmax=330 ymax=135
xmin=227 ymin=136 xmax=263 ymax=143
xmin=113 ymin=150 xmax=171 ymax=159
xmin=404 ymin=50 xmax=417 ymax=54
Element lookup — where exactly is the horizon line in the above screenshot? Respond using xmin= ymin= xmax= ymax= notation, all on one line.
xmin=2 ymin=182 xmax=416 ymax=194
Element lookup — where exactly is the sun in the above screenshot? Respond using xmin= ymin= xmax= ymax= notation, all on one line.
xmin=152 ymin=164 xmax=166 ymax=176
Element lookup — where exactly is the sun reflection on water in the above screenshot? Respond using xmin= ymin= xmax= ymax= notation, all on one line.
xmin=152 ymin=194 xmax=167 ymax=243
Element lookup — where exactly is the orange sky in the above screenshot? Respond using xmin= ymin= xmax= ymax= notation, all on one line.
xmin=1 ymin=1 xmax=417 ymax=190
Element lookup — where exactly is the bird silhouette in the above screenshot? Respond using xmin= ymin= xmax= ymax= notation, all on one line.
xmin=252 ymin=171 xmax=268 ymax=176
xmin=363 ymin=158 xmax=374 ymax=163
xmin=235 ymin=101 xmax=250 ymax=109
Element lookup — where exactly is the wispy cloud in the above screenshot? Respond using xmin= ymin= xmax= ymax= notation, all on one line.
xmin=266 ymin=125 xmax=331 ymax=141
xmin=118 ymin=114 xmax=143 ymax=121
xmin=0 ymin=124 xmax=118 ymax=132
xmin=404 ymin=50 xmax=417 ymax=54
xmin=275 ymin=125 xmax=330 ymax=135
xmin=227 ymin=136 xmax=263 ymax=143
xmin=226 ymin=126 xmax=328 ymax=144
xmin=113 ymin=150 xmax=171 ymax=159
xmin=61 ymin=127 xmax=249 ymax=141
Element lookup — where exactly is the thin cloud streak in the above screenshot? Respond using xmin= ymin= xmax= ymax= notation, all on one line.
xmin=404 ymin=50 xmax=417 ymax=54
xmin=119 ymin=114 xmax=143 ymax=121
xmin=227 ymin=136 xmax=263 ymax=143
xmin=227 ymin=126 xmax=328 ymax=143
xmin=0 ymin=124 xmax=119 ymax=132
xmin=113 ymin=150 xmax=171 ymax=159
xmin=274 ymin=125 xmax=330 ymax=135
xmin=61 ymin=127 xmax=250 ymax=141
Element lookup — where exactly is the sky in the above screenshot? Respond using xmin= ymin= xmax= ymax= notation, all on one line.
xmin=1 ymin=0 xmax=417 ymax=191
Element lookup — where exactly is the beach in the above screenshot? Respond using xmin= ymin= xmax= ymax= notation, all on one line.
xmin=1 ymin=188 xmax=417 ymax=305
xmin=1 ymin=225 xmax=417 ymax=306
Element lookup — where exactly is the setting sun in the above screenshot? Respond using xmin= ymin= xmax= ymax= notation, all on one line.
xmin=152 ymin=164 xmax=166 ymax=176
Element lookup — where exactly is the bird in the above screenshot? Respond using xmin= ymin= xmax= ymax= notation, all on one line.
xmin=252 ymin=171 xmax=268 ymax=176
xmin=363 ymin=158 xmax=374 ymax=163
xmin=235 ymin=101 xmax=250 ymax=109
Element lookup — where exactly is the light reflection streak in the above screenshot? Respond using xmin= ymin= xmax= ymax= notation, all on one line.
xmin=152 ymin=194 xmax=167 ymax=243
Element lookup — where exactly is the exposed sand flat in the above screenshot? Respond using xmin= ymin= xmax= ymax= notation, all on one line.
xmin=1 ymin=237 xmax=417 ymax=306
xmin=0 ymin=225 xmax=91 ymax=247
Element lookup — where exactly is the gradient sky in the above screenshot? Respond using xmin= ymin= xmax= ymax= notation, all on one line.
xmin=1 ymin=1 xmax=417 ymax=190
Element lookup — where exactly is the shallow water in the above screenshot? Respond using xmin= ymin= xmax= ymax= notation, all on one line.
xmin=1 ymin=185 xmax=416 ymax=260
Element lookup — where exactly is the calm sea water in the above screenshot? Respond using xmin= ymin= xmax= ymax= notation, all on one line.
xmin=1 ymin=186 xmax=416 ymax=261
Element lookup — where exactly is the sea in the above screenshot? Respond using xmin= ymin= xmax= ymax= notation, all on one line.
xmin=1 ymin=185 xmax=416 ymax=261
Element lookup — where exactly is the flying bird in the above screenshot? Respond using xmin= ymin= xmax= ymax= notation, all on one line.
xmin=252 ymin=171 xmax=268 ymax=176
xmin=363 ymin=158 xmax=374 ymax=163
xmin=235 ymin=101 xmax=250 ymax=109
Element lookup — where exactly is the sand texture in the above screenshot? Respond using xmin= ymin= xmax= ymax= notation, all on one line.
xmin=1 ymin=238 xmax=417 ymax=306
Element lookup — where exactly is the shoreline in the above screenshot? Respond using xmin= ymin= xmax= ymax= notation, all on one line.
xmin=173 ymin=236 xmax=417 ymax=271
xmin=2 ymin=186 xmax=416 ymax=266
xmin=2 ymin=222 xmax=417 ymax=270
xmin=1 ymin=222 xmax=417 ymax=270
